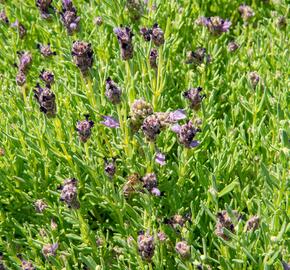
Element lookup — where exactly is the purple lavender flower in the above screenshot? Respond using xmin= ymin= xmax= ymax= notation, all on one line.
xmin=183 ymin=87 xmax=205 ymax=111
xmin=186 ymin=48 xmax=211 ymax=65
xmin=175 ymin=241 xmax=190 ymax=258
xmin=168 ymin=109 xmax=186 ymax=122
xmin=197 ymin=16 xmax=231 ymax=35
xmin=249 ymin=71 xmax=260 ymax=88
xmin=104 ymin=158 xmax=116 ymax=178
xmin=60 ymin=0 xmax=80 ymax=34
xmin=16 ymin=72 xmax=26 ymax=86
xmin=71 ymin=41 xmax=94 ymax=74
xmin=76 ymin=114 xmax=94 ymax=142
xmin=36 ymin=0 xmax=54 ymax=19
xmin=155 ymin=152 xmax=165 ymax=166
xmin=21 ymin=260 xmax=35 ymax=270
xmin=105 ymin=77 xmax=122 ymax=105
xmin=0 ymin=10 xmax=9 ymax=24
xmin=42 ymin=243 xmax=58 ymax=257
xmin=215 ymin=211 xmax=236 ymax=240
xmin=140 ymin=27 xmax=152 ymax=41
xmin=149 ymin=48 xmax=158 ymax=69
xmin=40 ymin=69 xmax=54 ymax=87
xmin=165 ymin=214 xmax=186 ymax=228
xmin=238 ymin=4 xmax=255 ymax=21
xmin=228 ymin=41 xmax=239 ymax=53
xmin=151 ymin=187 xmax=161 ymax=196
xmin=60 ymin=178 xmax=80 ymax=209
xmin=34 ymin=199 xmax=47 ymax=213
xmin=246 ymin=215 xmax=260 ymax=231
xmin=142 ymin=173 xmax=157 ymax=191
xmin=137 ymin=232 xmax=155 ymax=261
xmin=172 ymin=121 xmax=200 ymax=148
xmin=141 ymin=114 xmax=161 ymax=141
xmin=37 ymin=43 xmax=56 ymax=57
xmin=17 ymin=51 xmax=32 ymax=74
xmin=157 ymin=231 xmax=167 ymax=241
xmin=114 ymin=26 xmax=134 ymax=60
xmin=151 ymin=23 xmax=164 ymax=46
xmin=100 ymin=116 xmax=120 ymax=128
xmin=33 ymin=84 xmax=56 ymax=117
xmin=11 ymin=20 xmax=26 ymax=39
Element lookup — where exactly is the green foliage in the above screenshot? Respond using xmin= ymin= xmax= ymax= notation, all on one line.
xmin=0 ymin=0 xmax=289 ymax=269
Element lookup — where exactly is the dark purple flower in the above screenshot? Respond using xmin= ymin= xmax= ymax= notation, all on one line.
xmin=186 ymin=47 xmax=211 ymax=65
xmin=104 ymin=158 xmax=116 ymax=178
xmin=140 ymin=27 xmax=152 ymax=41
xmin=40 ymin=69 xmax=54 ymax=87
xmin=114 ymin=26 xmax=134 ymax=60
xmin=105 ymin=77 xmax=122 ymax=105
xmin=16 ymin=72 xmax=26 ymax=86
xmin=215 ymin=210 xmax=236 ymax=240
xmin=36 ymin=0 xmax=54 ymax=19
xmin=172 ymin=121 xmax=200 ymax=148
xmin=151 ymin=23 xmax=164 ymax=46
xmin=238 ymin=4 xmax=255 ymax=21
xmin=246 ymin=215 xmax=260 ymax=231
xmin=42 ymin=243 xmax=58 ymax=257
xmin=71 ymin=41 xmax=93 ymax=74
xmin=149 ymin=48 xmax=158 ymax=69
xmin=141 ymin=114 xmax=161 ymax=141
xmin=60 ymin=178 xmax=80 ymax=209
xmin=183 ymin=87 xmax=205 ymax=111
xmin=0 ymin=10 xmax=9 ymax=24
xmin=249 ymin=71 xmax=260 ymax=88
xmin=137 ymin=232 xmax=155 ymax=261
xmin=37 ymin=43 xmax=56 ymax=57
xmin=34 ymin=84 xmax=56 ymax=117
xmin=142 ymin=173 xmax=157 ymax=191
xmin=76 ymin=114 xmax=94 ymax=142
xmin=155 ymin=152 xmax=165 ymax=166
xmin=101 ymin=116 xmax=120 ymax=128
xmin=60 ymin=0 xmax=80 ymax=34
xmin=11 ymin=20 xmax=26 ymax=39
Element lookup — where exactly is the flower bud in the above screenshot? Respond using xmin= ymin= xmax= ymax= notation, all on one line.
xmin=141 ymin=114 xmax=161 ymax=141
xmin=114 ymin=26 xmax=134 ymax=60
xmin=186 ymin=48 xmax=211 ymax=65
xmin=104 ymin=158 xmax=116 ymax=178
xmin=105 ymin=77 xmax=122 ymax=105
xmin=151 ymin=23 xmax=164 ymax=46
xmin=76 ymin=114 xmax=94 ymax=142
xmin=34 ymin=84 xmax=56 ymax=117
xmin=149 ymin=48 xmax=158 ymax=69
xmin=137 ymin=232 xmax=155 ymax=261
xmin=238 ymin=4 xmax=255 ymax=21
xmin=42 ymin=243 xmax=58 ymax=257
xmin=60 ymin=0 xmax=80 ymax=34
xmin=0 ymin=10 xmax=9 ymax=24
xmin=249 ymin=71 xmax=260 ymax=88
xmin=36 ymin=0 xmax=54 ymax=19
xmin=60 ymin=178 xmax=80 ymax=209
xmin=246 ymin=215 xmax=260 ymax=231
xmin=228 ymin=41 xmax=239 ymax=53
xmin=183 ymin=87 xmax=205 ymax=111
xmin=72 ymin=41 xmax=94 ymax=74
xmin=37 ymin=43 xmax=56 ymax=57
xmin=40 ymin=70 xmax=54 ymax=87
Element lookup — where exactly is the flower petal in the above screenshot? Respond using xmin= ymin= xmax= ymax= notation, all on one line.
xmin=171 ymin=124 xmax=181 ymax=133
xmin=155 ymin=152 xmax=166 ymax=166
xmin=189 ymin=140 xmax=200 ymax=148
xmin=100 ymin=116 xmax=120 ymax=128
